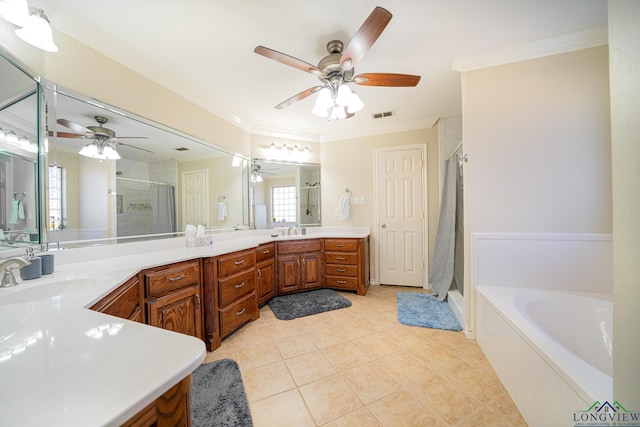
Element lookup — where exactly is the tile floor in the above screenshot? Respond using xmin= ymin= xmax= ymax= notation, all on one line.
xmin=202 ymin=285 xmax=527 ymax=426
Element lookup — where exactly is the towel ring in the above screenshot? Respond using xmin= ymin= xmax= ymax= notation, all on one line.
xmin=218 ymin=195 xmax=226 ymax=202
xmin=344 ymin=188 xmax=352 ymax=197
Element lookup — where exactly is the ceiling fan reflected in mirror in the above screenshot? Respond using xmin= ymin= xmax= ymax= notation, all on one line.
xmin=52 ymin=115 xmax=152 ymax=160
xmin=254 ymin=6 xmax=421 ymax=120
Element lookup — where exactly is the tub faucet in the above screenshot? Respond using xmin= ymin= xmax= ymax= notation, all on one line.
xmin=0 ymin=257 xmax=31 ymax=288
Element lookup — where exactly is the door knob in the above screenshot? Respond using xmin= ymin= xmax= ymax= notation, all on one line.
xmin=381 ymin=223 xmax=386 ymax=228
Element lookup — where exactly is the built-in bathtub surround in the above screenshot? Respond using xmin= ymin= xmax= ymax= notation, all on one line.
xmin=472 ymin=232 xmax=613 ymax=427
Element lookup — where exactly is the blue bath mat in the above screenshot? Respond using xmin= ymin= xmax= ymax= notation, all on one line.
xmin=397 ymin=292 xmax=462 ymax=331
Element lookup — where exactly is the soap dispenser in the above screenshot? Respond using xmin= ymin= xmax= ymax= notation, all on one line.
xmin=20 ymin=246 xmax=42 ymax=280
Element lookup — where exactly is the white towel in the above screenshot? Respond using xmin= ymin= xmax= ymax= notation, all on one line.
xmin=339 ymin=196 xmax=350 ymax=220
xmin=255 ymin=205 xmax=267 ymax=229
xmin=217 ymin=202 xmax=227 ymax=221
xmin=9 ymin=200 xmax=20 ymax=224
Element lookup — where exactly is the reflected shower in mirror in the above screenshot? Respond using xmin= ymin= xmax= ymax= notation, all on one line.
xmin=46 ymin=86 xmax=250 ymax=249
xmin=0 ymin=51 xmax=40 ymax=249
xmin=252 ymin=159 xmax=320 ymax=229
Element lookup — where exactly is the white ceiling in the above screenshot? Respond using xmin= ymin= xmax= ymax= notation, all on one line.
xmin=31 ymin=0 xmax=607 ymax=142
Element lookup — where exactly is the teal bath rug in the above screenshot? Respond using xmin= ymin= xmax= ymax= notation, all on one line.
xmin=397 ymin=292 xmax=463 ymax=331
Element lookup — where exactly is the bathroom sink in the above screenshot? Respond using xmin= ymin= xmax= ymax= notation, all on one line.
xmin=0 ymin=279 xmax=95 ymax=305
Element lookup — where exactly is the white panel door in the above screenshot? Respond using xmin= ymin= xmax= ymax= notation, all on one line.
xmin=181 ymin=169 xmax=208 ymax=230
xmin=376 ymin=147 xmax=425 ymax=287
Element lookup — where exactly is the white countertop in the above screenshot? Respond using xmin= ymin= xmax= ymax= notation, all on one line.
xmin=0 ymin=227 xmax=369 ymax=426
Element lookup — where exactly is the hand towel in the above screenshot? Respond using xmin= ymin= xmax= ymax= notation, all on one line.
xmin=339 ymin=196 xmax=350 ymax=220
xmin=18 ymin=200 xmax=25 ymax=220
xmin=217 ymin=202 xmax=227 ymax=221
xmin=9 ymin=200 xmax=20 ymax=224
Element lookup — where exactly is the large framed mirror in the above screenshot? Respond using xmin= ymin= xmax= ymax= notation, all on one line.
xmin=45 ymin=84 xmax=250 ymax=249
xmin=0 ymin=50 xmax=41 ymax=252
xmin=251 ymin=159 xmax=320 ymax=228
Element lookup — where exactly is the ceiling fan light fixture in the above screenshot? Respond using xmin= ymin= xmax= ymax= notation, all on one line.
xmin=335 ymin=84 xmax=352 ymax=107
xmin=79 ymin=141 xmax=120 ymax=160
xmin=311 ymin=103 xmax=329 ymax=117
xmin=347 ymin=91 xmax=364 ymax=113
xmin=15 ymin=8 xmax=58 ymax=52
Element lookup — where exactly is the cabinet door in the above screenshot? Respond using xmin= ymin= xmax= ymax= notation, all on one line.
xmin=301 ymin=252 xmax=322 ymax=290
xmin=91 ymin=275 xmax=143 ymax=322
xmin=256 ymin=259 xmax=275 ymax=305
xmin=147 ymin=285 xmax=202 ymax=339
xmin=277 ymin=254 xmax=301 ymax=294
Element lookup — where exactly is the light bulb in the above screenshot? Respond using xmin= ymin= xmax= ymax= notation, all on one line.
xmin=347 ymin=92 xmax=364 ymax=113
xmin=0 ymin=0 xmax=29 ymax=27
xmin=335 ymin=84 xmax=352 ymax=107
xmin=15 ymin=9 xmax=58 ymax=53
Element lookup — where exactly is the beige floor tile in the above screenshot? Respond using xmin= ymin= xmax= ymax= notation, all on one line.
xmin=352 ymin=331 xmax=401 ymax=358
xmin=299 ymin=374 xmax=363 ymax=425
xmin=234 ymin=322 xmax=276 ymax=347
xmin=342 ymin=361 xmax=402 ymax=404
xmin=201 ymin=347 xmax=238 ymax=364
xmin=276 ymin=333 xmax=318 ymax=359
xmin=285 ymin=350 xmax=336 ymax=386
xmin=236 ymin=340 xmax=282 ymax=370
xmin=321 ymin=341 xmax=370 ymax=372
xmin=249 ymin=389 xmax=316 ymax=427
xmin=405 ymin=340 xmax=463 ymax=372
xmin=326 ymin=407 xmax=382 ymax=427
xmin=447 ymin=360 xmax=507 ymax=403
xmin=269 ymin=319 xmax=306 ymax=341
xmin=242 ymin=360 xmax=296 ymax=402
xmin=409 ymin=374 xmax=484 ymax=425
xmin=375 ymin=350 xmax=434 ymax=386
xmin=368 ymin=389 xmax=442 ymax=427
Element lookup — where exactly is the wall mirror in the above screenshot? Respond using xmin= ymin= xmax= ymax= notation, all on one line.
xmin=251 ymin=159 xmax=321 ymax=228
xmin=45 ymin=84 xmax=250 ymax=249
xmin=0 ymin=51 xmax=41 ymax=251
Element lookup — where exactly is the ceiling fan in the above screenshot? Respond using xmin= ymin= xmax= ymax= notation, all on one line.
xmin=254 ymin=6 xmax=420 ymax=118
xmin=53 ymin=115 xmax=153 ymax=154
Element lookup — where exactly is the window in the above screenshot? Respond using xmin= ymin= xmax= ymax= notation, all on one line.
xmin=48 ymin=165 xmax=66 ymax=230
xmin=271 ymin=185 xmax=296 ymax=223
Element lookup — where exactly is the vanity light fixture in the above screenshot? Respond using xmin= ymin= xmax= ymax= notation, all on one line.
xmin=267 ymin=142 xmax=311 ymax=160
xmin=14 ymin=8 xmax=58 ymax=53
xmin=0 ymin=0 xmax=29 ymax=26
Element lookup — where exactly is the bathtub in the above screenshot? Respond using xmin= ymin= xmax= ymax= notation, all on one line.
xmin=476 ymin=286 xmax=613 ymax=426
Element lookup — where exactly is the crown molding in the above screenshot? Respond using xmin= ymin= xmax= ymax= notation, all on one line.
xmin=452 ymin=25 xmax=608 ymax=72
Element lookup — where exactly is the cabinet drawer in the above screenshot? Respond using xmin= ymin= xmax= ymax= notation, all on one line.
xmin=145 ymin=261 xmax=200 ymax=298
xmin=277 ymin=239 xmax=321 ymax=255
xmin=325 ymin=252 xmax=357 ymax=265
xmin=325 ymin=264 xmax=358 ymax=277
xmin=220 ymin=292 xmax=258 ymax=337
xmin=325 ymin=275 xmax=359 ymax=290
xmin=256 ymin=243 xmax=275 ymax=262
xmin=218 ymin=249 xmax=255 ymax=277
xmin=324 ymin=239 xmax=357 ymax=252
xmin=219 ymin=269 xmax=255 ymax=307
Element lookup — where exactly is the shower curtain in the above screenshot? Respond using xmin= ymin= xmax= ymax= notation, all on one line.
xmin=150 ymin=184 xmax=177 ymax=234
xmin=429 ymin=157 xmax=461 ymax=301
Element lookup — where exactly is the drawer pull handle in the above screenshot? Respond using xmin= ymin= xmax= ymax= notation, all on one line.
xmin=234 ymin=260 xmax=244 ymax=265
xmin=336 ymin=243 xmax=345 ymax=247
xmin=262 ymin=249 xmax=270 ymax=254
xmin=236 ymin=308 xmax=246 ymax=316
xmin=235 ymin=282 xmax=245 ymax=289
xmin=336 ymin=257 xmax=346 ymax=261
xmin=337 ymin=268 xmax=347 ymax=272
xmin=195 ymin=294 xmax=201 ymax=309
xmin=168 ymin=274 xmax=185 ymax=282
xmin=337 ymin=280 xmax=347 ymax=284
xmin=257 ymin=269 xmax=262 ymax=279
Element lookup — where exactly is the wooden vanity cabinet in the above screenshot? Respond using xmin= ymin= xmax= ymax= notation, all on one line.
xmin=324 ymin=237 xmax=370 ymax=296
xmin=215 ymin=249 xmax=260 ymax=339
xmin=256 ymin=242 xmax=276 ymax=306
xmin=90 ymin=275 xmax=144 ymax=322
xmin=143 ymin=260 xmax=203 ymax=340
xmin=122 ymin=375 xmax=192 ymax=427
xmin=276 ymin=239 xmax=323 ymax=294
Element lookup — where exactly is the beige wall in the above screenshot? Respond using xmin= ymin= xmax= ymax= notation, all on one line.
xmin=463 ymin=46 xmax=612 ymax=235
xmin=320 ymin=127 xmax=440 ymax=285
xmin=609 ymin=0 xmax=640 ymax=407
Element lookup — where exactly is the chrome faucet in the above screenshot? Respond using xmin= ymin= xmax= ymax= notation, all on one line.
xmin=0 ymin=257 xmax=31 ymax=287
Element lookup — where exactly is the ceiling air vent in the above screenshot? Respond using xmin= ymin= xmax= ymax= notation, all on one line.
xmin=372 ymin=111 xmax=394 ymax=120
xmin=174 ymin=147 xmax=189 ymax=151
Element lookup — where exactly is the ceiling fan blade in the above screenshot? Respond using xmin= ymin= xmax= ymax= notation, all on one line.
xmin=353 ymin=73 xmax=421 ymax=87
xmin=114 ymin=141 xmax=154 ymax=153
xmin=340 ymin=6 xmax=392 ymax=71
xmin=275 ymin=86 xmax=323 ymax=109
xmin=48 ymin=130 xmax=88 ymax=139
xmin=112 ymin=136 xmax=149 ymax=139
xmin=57 ymin=118 xmax=92 ymax=134
xmin=254 ymin=46 xmax=324 ymax=76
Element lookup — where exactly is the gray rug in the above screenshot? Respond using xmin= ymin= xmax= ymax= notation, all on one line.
xmin=191 ymin=358 xmax=253 ymax=427
xmin=268 ymin=288 xmax=352 ymax=320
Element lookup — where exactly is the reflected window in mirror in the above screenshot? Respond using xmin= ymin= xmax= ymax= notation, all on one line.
xmin=48 ymin=165 xmax=66 ymax=231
